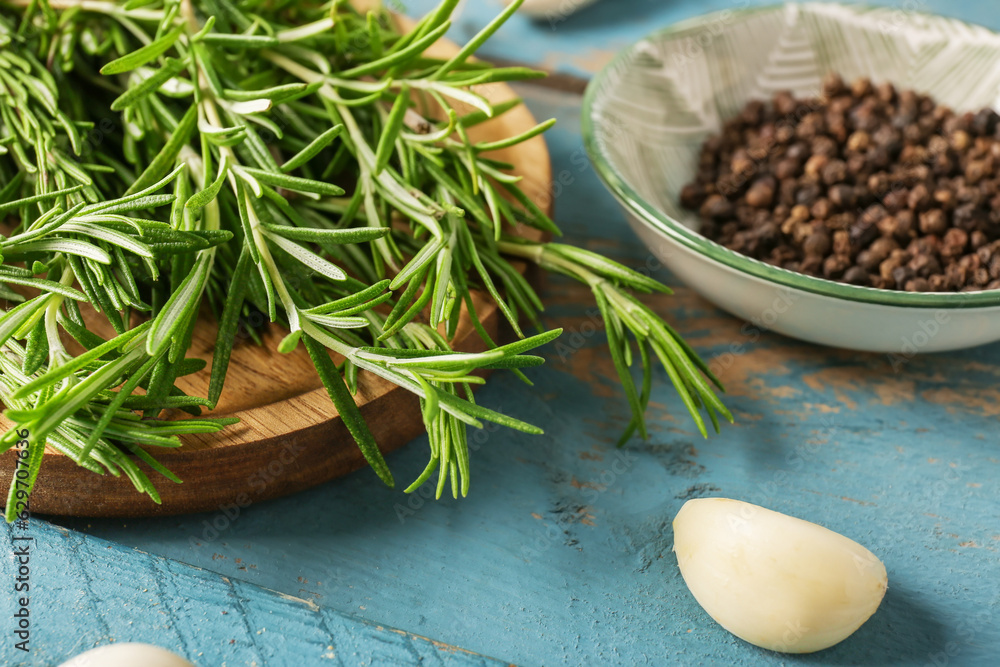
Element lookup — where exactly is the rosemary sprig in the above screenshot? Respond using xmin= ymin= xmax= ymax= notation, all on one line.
xmin=0 ymin=0 xmax=729 ymax=517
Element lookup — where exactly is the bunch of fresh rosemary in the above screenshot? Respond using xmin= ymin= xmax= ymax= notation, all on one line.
xmin=0 ymin=0 xmax=731 ymax=519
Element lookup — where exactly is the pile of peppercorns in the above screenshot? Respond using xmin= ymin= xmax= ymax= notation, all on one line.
xmin=679 ymin=73 xmax=1000 ymax=292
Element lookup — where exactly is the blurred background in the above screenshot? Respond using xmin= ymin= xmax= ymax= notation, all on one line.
xmin=407 ymin=0 xmax=999 ymax=80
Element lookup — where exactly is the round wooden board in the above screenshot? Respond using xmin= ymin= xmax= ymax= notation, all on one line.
xmin=0 ymin=22 xmax=551 ymax=517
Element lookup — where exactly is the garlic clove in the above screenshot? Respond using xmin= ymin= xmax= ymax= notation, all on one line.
xmin=59 ymin=643 xmax=195 ymax=667
xmin=673 ymin=498 xmax=888 ymax=653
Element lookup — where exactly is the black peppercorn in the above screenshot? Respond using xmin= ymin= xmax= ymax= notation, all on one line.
xmin=803 ymin=230 xmax=832 ymax=257
xmin=680 ymin=75 xmax=1000 ymax=293
xmin=745 ymin=176 xmax=777 ymax=208
xmin=827 ymin=184 xmax=856 ymax=209
xmin=918 ymin=209 xmax=948 ymax=236
xmin=971 ymin=108 xmax=999 ymax=136
xmin=795 ymin=182 xmax=822 ymax=206
xmin=700 ymin=194 xmax=734 ymax=220
xmin=843 ymin=266 xmax=870 ymax=285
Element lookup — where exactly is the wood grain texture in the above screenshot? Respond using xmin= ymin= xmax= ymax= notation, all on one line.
xmin=0 ymin=21 xmax=551 ymax=518
xmin=13 ymin=3 xmax=1000 ymax=666
xmin=1 ymin=520 xmax=512 ymax=666
xmin=64 ymin=80 xmax=1000 ymax=667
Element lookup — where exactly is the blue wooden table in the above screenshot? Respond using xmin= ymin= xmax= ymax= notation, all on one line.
xmin=6 ymin=1 xmax=1000 ymax=665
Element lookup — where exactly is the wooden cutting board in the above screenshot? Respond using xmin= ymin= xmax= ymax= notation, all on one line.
xmin=0 ymin=22 xmax=551 ymax=518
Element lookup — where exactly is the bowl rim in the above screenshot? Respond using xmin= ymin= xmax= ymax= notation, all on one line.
xmin=581 ymin=1 xmax=1000 ymax=310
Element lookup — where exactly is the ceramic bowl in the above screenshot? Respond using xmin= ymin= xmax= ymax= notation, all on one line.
xmin=582 ymin=2 xmax=1000 ymax=354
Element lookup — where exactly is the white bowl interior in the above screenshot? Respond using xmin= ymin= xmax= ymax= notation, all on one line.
xmin=587 ymin=3 xmax=1000 ymax=352
xmin=590 ymin=2 xmax=1000 ymax=234
xmin=623 ymin=209 xmax=1000 ymax=353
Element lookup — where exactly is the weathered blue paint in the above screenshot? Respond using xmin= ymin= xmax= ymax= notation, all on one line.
xmin=49 ymin=84 xmax=1000 ymax=665
xmin=8 ymin=3 xmax=1000 ymax=665
xmin=1 ymin=520 xmax=509 ymax=666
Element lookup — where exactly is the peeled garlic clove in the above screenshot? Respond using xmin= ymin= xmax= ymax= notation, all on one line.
xmin=673 ymin=498 xmax=887 ymax=653
xmin=59 ymin=643 xmax=195 ymax=667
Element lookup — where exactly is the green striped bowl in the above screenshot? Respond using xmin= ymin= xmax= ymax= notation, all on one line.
xmin=583 ymin=2 xmax=1000 ymax=353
